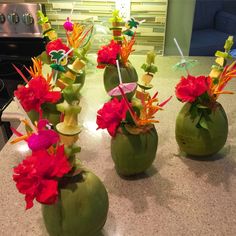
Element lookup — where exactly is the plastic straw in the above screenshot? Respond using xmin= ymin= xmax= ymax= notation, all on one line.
xmin=115 ymin=60 xmax=138 ymax=125
xmin=173 ymin=38 xmax=184 ymax=59
xmin=116 ymin=60 xmax=123 ymax=84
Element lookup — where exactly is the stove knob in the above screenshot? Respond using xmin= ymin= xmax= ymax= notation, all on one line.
xmin=22 ymin=13 xmax=34 ymax=25
xmin=0 ymin=13 xmax=5 ymax=24
xmin=8 ymin=12 xmax=20 ymax=24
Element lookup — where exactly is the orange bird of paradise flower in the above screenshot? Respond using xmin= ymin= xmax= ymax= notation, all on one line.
xmin=208 ymin=61 xmax=236 ymax=101
xmin=137 ymin=92 xmax=172 ymax=126
xmin=120 ymin=34 xmax=136 ymax=66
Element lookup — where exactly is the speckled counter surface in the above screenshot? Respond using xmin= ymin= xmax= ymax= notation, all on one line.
xmin=1 ymin=56 xmax=236 ymax=236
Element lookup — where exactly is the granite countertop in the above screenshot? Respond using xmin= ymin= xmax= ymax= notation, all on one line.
xmin=1 ymin=55 xmax=236 ymax=236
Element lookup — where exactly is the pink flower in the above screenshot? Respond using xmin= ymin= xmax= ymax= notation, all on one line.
xmin=27 ymin=119 xmax=59 ymax=151
xmin=13 ymin=145 xmax=71 ymax=209
xmin=96 ymin=98 xmax=128 ymax=136
xmin=175 ymin=75 xmax=210 ymax=103
xmin=97 ymin=40 xmax=121 ymax=68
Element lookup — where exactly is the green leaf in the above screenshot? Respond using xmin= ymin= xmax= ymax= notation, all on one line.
xmin=199 ymin=116 xmax=209 ymax=130
xmin=120 ymin=123 xmax=129 ymax=135
xmin=65 ymin=145 xmax=81 ymax=157
xmin=189 ymin=104 xmax=198 ymax=120
xmin=196 ymin=104 xmax=208 ymax=109
xmin=125 ymin=106 xmax=140 ymax=125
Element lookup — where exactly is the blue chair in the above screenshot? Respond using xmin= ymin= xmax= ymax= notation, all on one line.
xmin=189 ymin=0 xmax=236 ymax=56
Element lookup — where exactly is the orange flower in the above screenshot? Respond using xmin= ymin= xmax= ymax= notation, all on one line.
xmin=67 ymin=23 xmax=84 ymax=49
xmin=67 ymin=23 xmax=93 ymax=49
xmin=137 ymin=92 xmax=172 ymax=126
xmin=120 ymin=34 xmax=136 ymax=66
xmin=208 ymin=61 xmax=236 ymax=101
xmin=24 ymin=57 xmax=43 ymax=78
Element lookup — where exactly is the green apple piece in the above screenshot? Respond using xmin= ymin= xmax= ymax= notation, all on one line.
xmin=56 ymin=122 xmax=81 ymax=136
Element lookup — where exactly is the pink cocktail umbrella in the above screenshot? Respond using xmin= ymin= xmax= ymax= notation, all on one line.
xmin=108 ymin=60 xmax=137 ymax=96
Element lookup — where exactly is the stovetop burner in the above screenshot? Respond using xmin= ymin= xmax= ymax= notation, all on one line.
xmin=0 ymin=3 xmax=46 ymax=115
xmin=0 ymin=3 xmax=44 ymax=38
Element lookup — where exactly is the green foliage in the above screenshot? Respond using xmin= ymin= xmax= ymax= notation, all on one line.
xmin=189 ymin=103 xmax=212 ymax=130
xmin=65 ymin=144 xmax=81 ymax=157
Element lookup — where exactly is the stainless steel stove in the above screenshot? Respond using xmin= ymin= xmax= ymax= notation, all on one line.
xmin=0 ymin=3 xmax=46 ymax=143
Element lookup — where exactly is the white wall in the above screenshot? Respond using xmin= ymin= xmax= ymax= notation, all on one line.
xmin=164 ymin=0 xmax=196 ymax=56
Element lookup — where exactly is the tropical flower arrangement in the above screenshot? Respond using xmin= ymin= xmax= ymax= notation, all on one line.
xmin=11 ymin=119 xmax=74 ymax=209
xmin=37 ymin=11 xmax=93 ymax=90
xmin=96 ymin=92 xmax=171 ymax=136
xmin=96 ymin=10 xmax=142 ymax=96
xmin=96 ymin=45 xmax=171 ymax=175
xmin=12 ymin=57 xmax=82 ymax=209
xmin=175 ymin=36 xmax=236 ymax=129
xmin=175 ymin=36 xmax=236 ymax=157
xmin=97 ymin=10 xmax=138 ymax=69
xmin=10 ymin=13 xmax=109 ymax=236
xmin=12 ymin=12 xmax=94 ymax=129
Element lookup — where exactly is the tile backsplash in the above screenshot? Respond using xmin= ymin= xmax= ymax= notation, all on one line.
xmin=2 ymin=0 xmax=168 ymax=54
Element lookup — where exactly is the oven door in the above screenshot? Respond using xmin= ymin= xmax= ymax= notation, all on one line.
xmin=0 ymin=58 xmax=29 ymax=97
xmin=0 ymin=37 xmax=45 ymax=96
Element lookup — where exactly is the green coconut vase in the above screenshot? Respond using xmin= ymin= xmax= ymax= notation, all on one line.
xmin=103 ymin=62 xmax=138 ymax=100
xmin=111 ymin=125 xmax=158 ymax=176
xmin=175 ymin=102 xmax=228 ymax=157
xmin=42 ymin=169 xmax=109 ymax=236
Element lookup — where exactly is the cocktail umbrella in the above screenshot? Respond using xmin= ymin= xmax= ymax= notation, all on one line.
xmin=173 ymin=38 xmax=198 ymax=74
xmin=230 ymin=49 xmax=236 ymax=58
xmin=108 ymin=60 xmax=137 ymax=96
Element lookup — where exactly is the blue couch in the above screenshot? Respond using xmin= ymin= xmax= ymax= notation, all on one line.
xmin=189 ymin=0 xmax=236 ymax=56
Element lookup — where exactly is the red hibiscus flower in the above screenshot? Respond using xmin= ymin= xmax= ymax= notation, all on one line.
xmin=96 ymin=98 xmax=128 ymax=136
xmin=97 ymin=40 xmax=121 ymax=68
xmin=46 ymin=38 xmax=72 ymax=56
xmin=14 ymin=76 xmax=61 ymax=116
xmin=13 ymin=145 xmax=71 ymax=209
xmin=175 ymin=74 xmax=210 ymax=103
xmin=27 ymin=119 xmax=59 ymax=151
